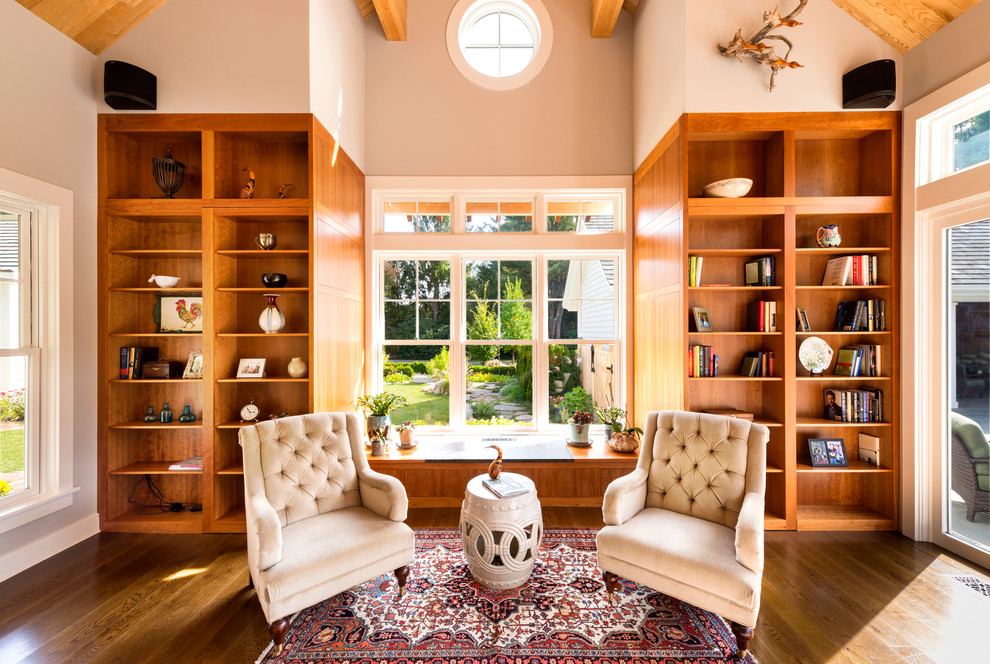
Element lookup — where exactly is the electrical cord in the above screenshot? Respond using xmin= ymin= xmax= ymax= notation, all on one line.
xmin=128 ymin=474 xmax=201 ymax=514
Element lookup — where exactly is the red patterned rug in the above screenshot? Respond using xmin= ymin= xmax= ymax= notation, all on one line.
xmin=258 ymin=528 xmax=757 ymax=664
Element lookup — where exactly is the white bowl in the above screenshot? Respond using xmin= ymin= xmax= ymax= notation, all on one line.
xmin=703 ymin=178 xmax=753 ymax=198
xmin=149 ymin=274 xmax=180 ymax=288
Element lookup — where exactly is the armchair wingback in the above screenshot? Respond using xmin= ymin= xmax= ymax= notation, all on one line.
xmin=597 ymin=411 xmax=769 ymax=657
xmin=240 ymin=412 xmax=415 ymax=654
xmin=950 ymin=412 xmax=989 ymax=522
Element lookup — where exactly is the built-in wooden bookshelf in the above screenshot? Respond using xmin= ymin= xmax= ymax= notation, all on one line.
xmin=98 ymin=114 xmax=365 ymax=533
xmin=633 ymin=112 xmax=900 ymax=531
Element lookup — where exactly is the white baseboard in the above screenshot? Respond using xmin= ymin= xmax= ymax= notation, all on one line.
xmin=0 ymin=512 xmax=100 ymax=584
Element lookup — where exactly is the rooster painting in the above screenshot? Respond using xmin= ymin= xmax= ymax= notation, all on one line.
xmin=174 ymin=298 xmax=203 ymax=330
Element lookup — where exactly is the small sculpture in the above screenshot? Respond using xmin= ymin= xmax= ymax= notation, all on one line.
xmin=717 ymin=0 xmax=807 ymax=91
xmin=151 ymin=148 xmax=185 ymax=199
xmin=241 ymin=168 xmax=256 ymax=199
xmin=487 ymin=445 xmax=503 ymax=479
xmin=278 ymin=183 xmax=293 ymax=199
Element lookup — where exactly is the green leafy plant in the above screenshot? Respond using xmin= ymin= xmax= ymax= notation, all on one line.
xmin=468 ymin=399 xmax=497 ymax=419
xmin=354 ymin=392 xmax=409 ymax=416
xmin=620 ymin=426 xmax=643 ymax=438
xmin=596 ymin=405 xmax=626 ymax=432
xmin=570 ymin=410 xmax=594 ymax=425
xmin=396 ymin=421 xmax=416 ymax=433
xmin=560 ymin=387 xmax=595 ymax=421
xmin=467 ymin=282 xmax=498 ymax=362
xmin=384 ymin=372 xmax=411 ymax=384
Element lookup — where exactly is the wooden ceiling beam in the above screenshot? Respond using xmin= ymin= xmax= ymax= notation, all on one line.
xmin=355 ymin=0 xmax=376 ymax=20
xmin=828 ymin=0 xmax=981 ymax=53
xmin=370 ymin=0 xmax=407 ymax=41
xmin=622 ymin=0 xmax=639 ymax=16
xmin=591 ymin=0 xmax=624 ymax=38
xmin=15 ymin=0 xmax=168 ymax=55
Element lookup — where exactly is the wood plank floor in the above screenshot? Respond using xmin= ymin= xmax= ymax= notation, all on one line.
xmin=1 ymin=508 xmax=987 ymax=663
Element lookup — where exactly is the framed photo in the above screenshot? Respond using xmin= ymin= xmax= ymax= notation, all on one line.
xmin=236 ymin=358 xmax=266 ymax=378
xmin=155 ymin=295 xmax=204 ymax=333
xmin=808 ymin=438 xmax=848 ymax=467
xmin=182 ymin=350 xmax=203 ymax=379
xmin=692 ymin=306 xmax=713 ymax=332
xmin=796 ymin=307 xmax=811 ymax=332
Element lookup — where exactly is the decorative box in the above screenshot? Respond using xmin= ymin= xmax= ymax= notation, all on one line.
xmin=141 ymin=361 xmax=184 ymax=379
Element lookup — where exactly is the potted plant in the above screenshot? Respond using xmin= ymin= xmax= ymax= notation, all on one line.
xmin=608 ymin=426 xmax=644 ymax=454
xmin=354 ymin=392 xmax=408 ymax=442
xmin=396 ymin=421 xmax=417 ymax=449
xmin=568 ymin=410 xmax=594 ymax=446
xmin=596 ymin=405 xmax=626 ymax=440
xmin=559 ymin=386 xmax=595 ymax=423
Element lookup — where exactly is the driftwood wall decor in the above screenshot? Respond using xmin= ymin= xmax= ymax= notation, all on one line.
xmin=718 ymin=0 xmax=808 ymax=92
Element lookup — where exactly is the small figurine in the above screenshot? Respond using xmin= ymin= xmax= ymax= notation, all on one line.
xmin=487 ymin=445 xmax=503 ymax=479
xmin=241 ymin=167 xmax=255 ymax=199
xmin=278 ymin=183 xmax=293 ymax=199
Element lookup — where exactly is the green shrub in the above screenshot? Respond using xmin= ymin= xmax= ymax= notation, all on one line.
xmin=468 ymin=399 xmax=497 ymax=419
xmin=383 ymin=363 xmax=415 ymax=378
xmin=426 ymin=348 xmax=450 ymax=380
xmin=410 ymin=361 xmax=428 ymax=374
xmin=466 ymin=416 xmax=533 ymax=426
xmin=384 ymin=372 xmax=411 ymax=384
xmin=0 ymin=389 xmax=25 ymax=421
xmin=468 ymin=372 xmax=511 ymax=383
xmin=560 ymin=387 xmax=595 ymax=421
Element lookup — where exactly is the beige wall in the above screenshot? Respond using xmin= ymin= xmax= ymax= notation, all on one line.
xmin=363 ymin=0 xmax=633 ymax=176
xmin=632 ymin=0 xmax=902 ymax=168
xmin=903 ymin=0 xmax=990 ymax=105
xmin=0 ymin=2 xmax=96 ymax=560
xmin=100 ymin=0 xmax=311 ymax=114
xmin=310 ymin=0 xmax=367 ymax=170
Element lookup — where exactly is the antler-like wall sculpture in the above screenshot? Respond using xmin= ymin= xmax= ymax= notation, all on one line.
xmin=718 ymin=0 xmax=808 ymax=92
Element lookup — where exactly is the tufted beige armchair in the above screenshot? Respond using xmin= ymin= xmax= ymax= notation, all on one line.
xmin=597 ymin=411 xmax=769 ymax=657
xmin=239 ymin=412 xmax=415 ymax=654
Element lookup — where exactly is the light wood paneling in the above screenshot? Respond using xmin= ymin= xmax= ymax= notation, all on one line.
xmin=370 ymin=0 xmax=407 ymax=41
xmin=829 ymin=0 xmax=981 ymax=53
xmin=591 ymin=0 xmax=624 ymax=38
xmin=15 ymin=0 xmax=168 ymax=54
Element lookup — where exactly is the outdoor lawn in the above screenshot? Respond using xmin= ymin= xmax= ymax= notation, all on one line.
xmin=1 ymin=427 xmax=25 ymax=473
xmin=385 ymin=383 xmax=449 ymax=425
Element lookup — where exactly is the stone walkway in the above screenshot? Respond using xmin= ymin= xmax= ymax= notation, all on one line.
xmin=466 ymin=381 xmax=532 ymax=422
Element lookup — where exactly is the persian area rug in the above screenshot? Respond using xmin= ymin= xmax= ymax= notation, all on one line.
xmin=258 ymin=528 xmax=757 ymax=664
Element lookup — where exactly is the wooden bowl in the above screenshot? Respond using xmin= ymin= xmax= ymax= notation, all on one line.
xmin=702 ymin=177 xmax=753 ymax=198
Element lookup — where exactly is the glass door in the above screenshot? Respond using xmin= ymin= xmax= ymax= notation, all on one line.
xmin=942 ymin=219 xmax=990 ymax=555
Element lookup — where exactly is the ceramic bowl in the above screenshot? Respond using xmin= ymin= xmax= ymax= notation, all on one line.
xmin=149 ymin=274 xmax=180 ymax=288
xmin=261 ymin=272 xmax=288 ymax=288
xmin=702 ymin=177 xmax=753 ymax=198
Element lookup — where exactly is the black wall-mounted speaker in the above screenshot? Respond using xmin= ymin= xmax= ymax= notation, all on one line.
xmin=104 ymin=60 xmax=157 ymax=110
xmin=842 ymin=59 xmax=895 ymax=109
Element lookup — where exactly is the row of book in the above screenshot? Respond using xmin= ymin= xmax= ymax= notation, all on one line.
xmin=823 ymin=387 xmax=884 ymax=422
xmin=744 ymin=256 xmax=776 ymax=286
xmin=688 ymin=345 xmax=719 ymax=377
xmin=739 ymin=350 xmax=775 ymax=377
xmin=858 ymin=433 xmax=881 ymax=466
xmin=119 ymin=346 xmax=159 ymax=379
xmin=688 ymin=256 xmax=705 ymax=287
xmin=747 ymin=300 xmax=778 ymax=332
xmin=834 ymin=344 xmax=882 ymax=377
xmin=832 ymin=299 xmax=886 ymax=331
xmin=821 ymin=255 xmax=879 ymax=286
xmin=168 ymin=456 xmax=203 ymax=471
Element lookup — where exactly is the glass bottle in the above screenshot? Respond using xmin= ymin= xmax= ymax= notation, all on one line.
xmin=142 ymin=406 xmax=157 ymax=422
xmin=178 ymin=405 xmax=196 ymax=423
xmin=160 ymin=402 xmax=173 ymax=423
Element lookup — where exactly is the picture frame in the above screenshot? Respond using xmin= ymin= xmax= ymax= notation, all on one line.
xmin=155 ymin=295 xmax=204 ymax=333
xmin=692 ymin=306 xmax=713 ymax=332
xmin=796 ymin=307 xmax=811 ymax=332
xmin=182 ymin=349 xmax=203 ymax=379
xmin=808 ymin=437 xmax=848 ymax=467
xmin=236 ymin=358 xmax=266 ymax=379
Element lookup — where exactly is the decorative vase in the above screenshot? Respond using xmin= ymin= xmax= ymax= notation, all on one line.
xmin=399 ymin=429 xmax=415 ymax=448
xmin=142 ymin=406 xmax=157 ymax=422
xmin=608 ymin=433 xmax=640 ymax=454
xmin=151 ymin=148 xmax=184 ymax=199
xmin=287 ymin=356 xmax=308 ymax=378
xmin=160 ymin=402 xmax=173 ymax=424
xmin=178 ymin=405 xmax=196 ymax=423
xmin=367 ymin=414 xmax=391 ymax=442
xmin=371 ymin=437 xmax=387 ymax=457
xmin=568 ymin=422 xmax=589 ymax=445
xmin=254 ymin=233 xmax=277 ymax=250
xmin=261 ymin=272 xmax=287 ymax=288
xmin=603 ymin=424 xmax=615 ymax=440
xmin=259 ymin=293 xmax=285 ymax=334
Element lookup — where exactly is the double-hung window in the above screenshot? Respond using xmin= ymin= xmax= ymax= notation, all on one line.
xmin=371 ymin=188 xmax=625 ymax=432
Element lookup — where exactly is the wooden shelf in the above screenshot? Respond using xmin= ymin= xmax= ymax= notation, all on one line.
xmin=109 ymin=332 xmax=203 ymax=338
xmin=795 ymin=247 xmax=891 ymax=254
xmin=215 ymin=287 xmax=308 ymax=293
xmin=102 ymin=508 xmax=204 ymax=534
xmin=796 ymin=504 xmax=895 ymax=531
xmin=796 ymin=417 xmax=891 ymax=427
xmin=688 ymin=331 xmax=783 ymax=336
xmin=689 ymin=286 xmax=783 ymax=292
xmin=688 ymin=376 xmax=783 ymax=381
xmin=215 ymin=378 xmax=309 ymax=383
xmin=689 ymin=248 xmax=782 ymax=256
xmin=216 ymin=421 xmax=255 ymax=429
xmin=110 ymin=249 xmax=202 ymax=258
xmin=109 ymin=462 xmax=203 ymax=475
xmin=796 ymin=330 xmax=890 ymax=336
xmin=109 ymin=287 xmax=204 ymax=293
xmin=109 ymin=421 xmax=203 ymax=430
xmin=217 ymin=464 xmax=244 ymax=475
xmin=796 ymin=285 xmax=891 ymax=291
xmin=796 ymin=460 xmax=892 ymax=473
xmin=105 ymin=200 xmax=203 ymax=216
xmin=215 ymin=250 xmax=309 ymax=257
xmin=110 ymin=378 xmax=203 ymax=384
xmin=217 ymin=332 xmax=309 ymax=338
xmin=795 ymin=376 xmax=890 ymax=382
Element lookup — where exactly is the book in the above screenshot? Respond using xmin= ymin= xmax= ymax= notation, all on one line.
xmin=740 ymin=353 xmax=760 ymax=377
xmin=822 ymin=256 xmax=852 ymax=286
xmin=744 ymin=260 xmax=760 ymax=286
xmin=119 ymin=346 xmax=159 ymax=380
xmin=168 ymin=456 xmax=203 ymax=471
xmin=834 ymin=347 xmax=858 ymax=376
xmin=858 ymin=432 xmax=880 ymax=451
xmin=119 ymin=347 xmax=130 ymax=379
xmin=747 ymin=300 xmax=766 ymax=332
xmin=858 ymin=448 xmax=879 ymax=465
xmin=482 ymin=475 xmax=530 ymax=498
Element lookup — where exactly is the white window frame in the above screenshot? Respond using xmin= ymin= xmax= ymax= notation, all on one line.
xmin=0 ymin=167 xmax=76 ymax=534
xmin=369 ymin=184 xmax=627 ymax=434
xmin=916 ymin=81 xmax=990 ymax=186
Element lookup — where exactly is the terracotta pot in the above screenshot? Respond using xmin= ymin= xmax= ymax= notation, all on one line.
xmin=399 ymin=429 xmax=415 ymax=446
xmin=608 ymin=433 xmax=640 ymax=454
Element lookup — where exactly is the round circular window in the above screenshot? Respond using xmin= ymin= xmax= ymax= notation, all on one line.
xmin=447 ymin=0 xmax=553 ymax=90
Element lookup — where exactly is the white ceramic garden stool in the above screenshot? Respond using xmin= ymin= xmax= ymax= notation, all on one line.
xmin=459 ymin=473 xmax=543 ymax=589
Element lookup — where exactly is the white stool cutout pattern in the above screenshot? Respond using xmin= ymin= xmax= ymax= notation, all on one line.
xmin=459 ymin=473 xmax=543 ymax=589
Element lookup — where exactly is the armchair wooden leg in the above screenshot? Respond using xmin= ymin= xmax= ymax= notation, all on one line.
xmin=729 ymin=621 xmax=754 ymax=658
xmin=602 ymin=571 xmax=621 ymax=602
xmin=269 ymin=617 xmax=291 ymax=655
xmin=394 ymin=565 xmax=410 ymax=598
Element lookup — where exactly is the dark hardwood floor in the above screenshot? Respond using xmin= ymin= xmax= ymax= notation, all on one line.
xmin=1 ymin=508 xmax=986 ymax=663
